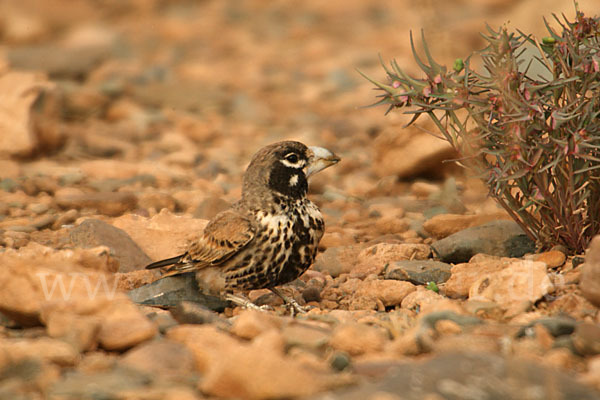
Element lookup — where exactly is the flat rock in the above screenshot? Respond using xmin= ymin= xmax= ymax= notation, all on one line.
xmin=580 ymin=235 xmax=600 ymax=307
xmin=444 ymin=256 xmax=511 ymax=298
xmin=352 ymin=279 xmax=416 ymax=309
xmin=7 ymin=45 xmax=109 ymax=79
xmin=573 ymin=323 xmax=600 ymax=356
xmin=354 ymin=243 xmax=431 ymax=276
xmin=312 ymin=352 xmax=600 ymax=400
xmin=55 ymin=191 xmax=138 ymax=217
xmin=0 ymin=243 xmax=118 ymax=326
xmin=329 ymin=323 xmax=387 ymax=356
xmin=384 ymin=259 xmax=452 ymax=285
xmin=120 ymin=338 xmax=197 ymax=377
xmin=112 ymin=209 xmax=208 ymax=261
xmin=128 ymin=272 xmax=228 ymax=312
xmin=167 ymin=325 xmax=337 ymax=399
xmin=48 ymin=366 xmax=152 ymax=400
xmin=469 ymin=260 xmax=553 ymax=315
xmin=70 ymin=219 xmax=152 ymax=272
xmin=431 ymin=220 xmax=535 ymax=263
xmin=312 ymin=245 xmax=363 ymax=278
xmin=0 ymin=337 xmax=79 ymax=366
xmin=423 ymin=212 xmax=511 ymax=239
xmin=373 ymin=128 xmax=457 ymax=178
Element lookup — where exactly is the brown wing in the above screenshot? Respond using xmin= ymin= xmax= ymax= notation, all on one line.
xmin=165 ymin=210 xmax=254 ymax=274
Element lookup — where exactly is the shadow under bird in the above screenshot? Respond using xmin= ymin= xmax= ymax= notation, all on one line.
xmin=146 ymin=140 xmax=340 ymax=314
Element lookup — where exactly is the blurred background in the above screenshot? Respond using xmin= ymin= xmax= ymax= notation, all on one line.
xmin=0 ymin=0 xmax=596 ymax=218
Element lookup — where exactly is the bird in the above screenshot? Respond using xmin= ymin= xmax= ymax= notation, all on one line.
xmin=146 ymin=140 xmax=340 ymax=314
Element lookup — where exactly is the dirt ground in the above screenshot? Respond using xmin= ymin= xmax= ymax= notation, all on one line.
xmin=0 ymin=0 xmax=599 ymax=399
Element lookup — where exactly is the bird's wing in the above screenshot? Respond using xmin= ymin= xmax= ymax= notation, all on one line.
xmin=164 ymin=209 xmax=255 ymax=274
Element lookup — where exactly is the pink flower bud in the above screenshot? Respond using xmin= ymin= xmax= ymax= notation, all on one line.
xmin=392 ymin=81 xmax=401 ymax=88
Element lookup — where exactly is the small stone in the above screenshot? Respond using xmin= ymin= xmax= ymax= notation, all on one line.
xmin=355 ymin=243 xmax=431 ymax=276
xmin=70 ymin=219 xmax=152 ymax=272
xmin=45 ymin=312 xmax=101 ymax=352
xmin=120 ymin=338 xmax=196 ymax=377
xmin=230 ymin=310 xmax=282 ymax=340
xmin=29 ymin=214 xmax=56 ymax=230
xmin=573 ymin=323 xmax=600 ymax=356
xmin=313 ymin=246 xmax=362 ymax=278
xmin=352 ymin=279 xmax=416 ymax=309
xmin=384 ymin=260 xmax=451 ymax=285
xmin=0 ymin=337 xmax=79 ymax=366
xmin=444 ymin=256 xmax=511 ymax=298
xmin=128 ymin=272 xmax=228 ymax=312
xmin=282 ymin=322 xmax=331 ymax=350
xmin=372 ymin=128 xmax=457 ymax=178
xmin=52 ymin=209 xmax=79 ymax=229
xmin=138 ymin=192 xmax=177 ymax=212
xmin=302 ymin=286 xmax=322 ymax=303
xmin=329 ymin=323 xmax=387 ymax=356
xmin=330 ymin=351 xmax=351 ymax=371
xmin=468 ymin=260 xmax=553 ymax=313
xmin=96 ymin=300 xmax=158 ymax=351
xmin=28 ymin=203 xmax=49 ymax=214
xmin=534 ymin=249 xmax=567 ymax=268
xmin=170 ymin=301 xmax=229 ymax=327
xmin=112 ymin=209 xmax=208 ymax=261
xmin=423 ymin=213 xmax=511 ymax=239
xmin=580 ymin=235 xmax=600 ymax=307
xmin=400 ymin=287 xmax=444 ymax=311
xmin=431 ymin=220 xmax=535 ymax=263
xmin=56 ymin=191 xmax=138 ymax=216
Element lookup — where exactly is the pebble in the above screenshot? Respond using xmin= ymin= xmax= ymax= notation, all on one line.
xmin=55 ymin=191 xmax=138 ymax=216
xmin=384 ymin=259 xmax=452 ymax=285
xmin=431 ymin=220 xmax=536 ymax=263
xmin=69 ymin=219 xmax=152 ymax=272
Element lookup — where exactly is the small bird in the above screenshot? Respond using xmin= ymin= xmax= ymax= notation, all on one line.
xmin=146 ymin=141 xmax=340 ymax=313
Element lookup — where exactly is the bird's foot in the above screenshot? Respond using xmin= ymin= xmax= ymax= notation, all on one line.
xmin=225 ymin=293 xmax=273 ymax=312
xmin=269 ymin=288 xmax=310 ymax=317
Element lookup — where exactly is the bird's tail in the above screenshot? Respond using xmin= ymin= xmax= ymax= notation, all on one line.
xmin=145 ymin=255 xmax=185 ymax=270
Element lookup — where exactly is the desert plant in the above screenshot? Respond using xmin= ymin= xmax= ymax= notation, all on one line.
xmin=362 ymin=9 xmax=600 ymax=254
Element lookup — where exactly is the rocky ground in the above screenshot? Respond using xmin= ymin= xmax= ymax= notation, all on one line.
xmin=1 ymin=0 xmax=600 ymax=399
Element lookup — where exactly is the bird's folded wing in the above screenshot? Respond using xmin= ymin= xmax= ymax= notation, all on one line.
xmin=183 ymin=210 xmax=255 ymax=268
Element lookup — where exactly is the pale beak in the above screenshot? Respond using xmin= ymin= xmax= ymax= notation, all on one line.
xmin=306 ymin=146 xmax=340 ymax=178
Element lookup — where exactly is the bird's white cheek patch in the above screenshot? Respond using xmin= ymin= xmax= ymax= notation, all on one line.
xmin=289 ymin=174 xmax=299 ymax=187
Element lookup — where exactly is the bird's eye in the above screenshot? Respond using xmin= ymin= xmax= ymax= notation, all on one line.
xmin=284 ymin=153 xmax=299 ymax=163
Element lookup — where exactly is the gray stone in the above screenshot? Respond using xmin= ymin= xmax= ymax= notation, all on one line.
xmin=385 ymin=260 xmax=452 ymax=285
xmin=69 ymin=219 xmax=151 ymax=272
xmin=7 ymin=45 xmax=109 ymax=79
xmin=311 ymin=352 xmax=600 ymax=400
xmin=128 ymin=272 xmax=228 ymax=312
xmin=170 ymin=301 xmax=231 ymax=328
xmin=56 ymin=191 xmax=138 ymax=216
xmin=516 ymin=317 xmax=577 ymax=338
xmin=431 ymin=220 xmax=535 ymax=263
xmin=49 ymin=366 xmax=151 ymax=399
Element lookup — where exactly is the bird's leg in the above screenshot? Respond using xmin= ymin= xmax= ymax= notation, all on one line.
xmin=268 ymin=287 xmax=308 ymax=316
xmin=225 ymin=293 xmax=273 ymax=312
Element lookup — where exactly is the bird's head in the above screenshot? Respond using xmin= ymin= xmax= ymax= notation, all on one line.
xmin=243 ymin=141 xmax=340 ymax=200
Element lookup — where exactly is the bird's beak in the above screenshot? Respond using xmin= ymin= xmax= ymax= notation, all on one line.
xmin=306 ymin=146 xmax=340 ymax=178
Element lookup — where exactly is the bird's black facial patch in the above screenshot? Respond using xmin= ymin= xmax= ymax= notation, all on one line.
xmin=268 ymin=149 xmax=308 ymax=198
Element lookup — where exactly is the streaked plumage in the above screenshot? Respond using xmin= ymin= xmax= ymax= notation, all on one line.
xmin=146 ymin=141 xmax=339 ymax=312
